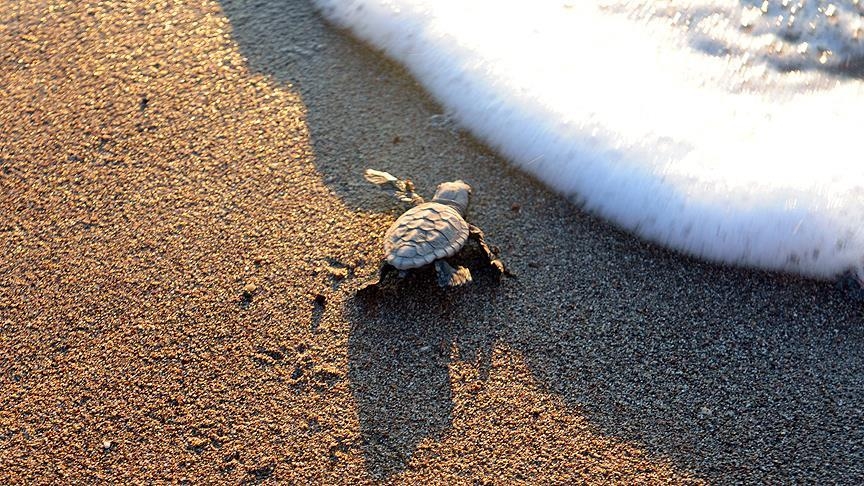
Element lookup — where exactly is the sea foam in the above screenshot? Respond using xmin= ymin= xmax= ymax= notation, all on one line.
xmin=313 ymin=0 xmax=864 ymax=279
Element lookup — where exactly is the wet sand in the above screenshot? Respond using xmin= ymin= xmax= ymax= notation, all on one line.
xmin=2 ymin=0 xmax=863 ymax=483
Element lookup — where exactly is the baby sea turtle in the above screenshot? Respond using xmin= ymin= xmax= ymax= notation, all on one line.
xmin=362 ymin=169 xmax=506 ymax=289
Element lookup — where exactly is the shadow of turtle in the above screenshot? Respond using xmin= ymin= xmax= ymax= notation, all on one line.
xmin=346 ymin=270 xmax=502 ymax=479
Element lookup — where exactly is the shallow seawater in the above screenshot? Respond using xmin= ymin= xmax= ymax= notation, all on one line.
xmin=637 ymin=0 xmax=864 ymax=76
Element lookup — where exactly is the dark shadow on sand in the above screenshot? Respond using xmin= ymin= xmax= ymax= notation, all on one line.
xmin=347 ymin=265 xmax=500 ymax=479
xmin=218 ymin=0 xmax=864 ymax=482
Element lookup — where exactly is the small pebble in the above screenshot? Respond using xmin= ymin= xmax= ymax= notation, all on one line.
xmin=327 ymin=266 xmax=348 ymax=280
xmin=243 ymin=282 xmax=257 ymax=295
xmin=314 ymin=293 xmax=326 ymax=307
xmin=190 ymin=437 xmax=208 ymax=448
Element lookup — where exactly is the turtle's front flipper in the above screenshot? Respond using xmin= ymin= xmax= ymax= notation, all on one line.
xmin=435 ymin=260 xmax=472 ymax=287
xmin=357 ymin=263 xmax=396 ymax=294
xmin=468 ymin=224 xmax=509 ymax=276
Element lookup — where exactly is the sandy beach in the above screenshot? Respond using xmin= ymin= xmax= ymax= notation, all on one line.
xmin=2 ymin=0 xmax=863 ymax=483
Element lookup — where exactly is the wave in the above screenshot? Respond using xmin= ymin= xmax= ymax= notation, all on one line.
xmin=313 ymin=0 xmax=864 ymax=279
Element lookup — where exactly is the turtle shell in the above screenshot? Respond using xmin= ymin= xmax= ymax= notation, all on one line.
xmin=383 ymin=202 xmax=470 ymax=270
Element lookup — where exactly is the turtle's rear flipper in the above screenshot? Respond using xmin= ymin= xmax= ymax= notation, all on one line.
xmin=468 ymin=224 xmax=512 ymax=277
xmin=364 ymin=169 xmax=424 ymax=205
xmin=435 ymin=260 xmax=472 ymax=287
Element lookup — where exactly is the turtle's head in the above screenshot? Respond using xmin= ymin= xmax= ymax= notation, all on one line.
xmin=432 ymin=180 xmax=471 ymax=214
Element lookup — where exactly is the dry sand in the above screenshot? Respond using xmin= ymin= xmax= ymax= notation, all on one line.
xmin=2 ymin=0 xmax=863 ymax=483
